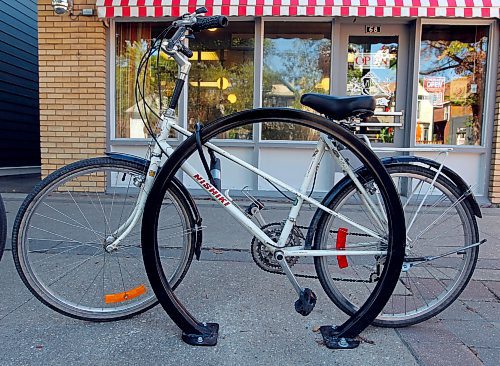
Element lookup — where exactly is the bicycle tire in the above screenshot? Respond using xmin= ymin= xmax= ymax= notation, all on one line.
xmin=141 ymin=108 xmax=406 ymax=338
xmin=0 ymin=194 xmax=6 ymax=262
xmin=314 ymin=163 xmax=479 ymax=327
xmin=12 ymin=157 xmax=196 ymax=321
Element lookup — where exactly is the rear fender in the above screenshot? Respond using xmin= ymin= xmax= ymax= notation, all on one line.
xmin=381 ymin=156 xmax=481 ymax=218
xmin=304 ymin=156 xmax=481 ymax=249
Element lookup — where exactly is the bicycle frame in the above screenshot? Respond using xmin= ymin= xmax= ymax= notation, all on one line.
xmin=107 ymin=112 xmax=387 ymax=259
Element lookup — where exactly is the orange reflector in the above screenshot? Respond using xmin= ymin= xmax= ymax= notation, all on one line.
xmin=336 ymin=227 xmax=348 ymax=269
xmin=105 ymin=284 xmax=147 ymax=304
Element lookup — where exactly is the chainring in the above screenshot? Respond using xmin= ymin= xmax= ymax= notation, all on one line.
xmin=251 ymin=222 xmax=302 ymax=274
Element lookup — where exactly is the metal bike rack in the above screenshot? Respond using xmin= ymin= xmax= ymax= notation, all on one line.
xmin=357 ymin=110 xmax=405 ymax=129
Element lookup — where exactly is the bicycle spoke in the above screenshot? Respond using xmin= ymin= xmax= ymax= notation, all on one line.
xmin=47 ymin=248 xmax=103 ymax=287
xmin=42 ymin=202 xmax=98 ymax=236
xmin=65 ymin=189 xmax=102 ymax=243
xmin=33 ymin=212 xmax=105 ymax=237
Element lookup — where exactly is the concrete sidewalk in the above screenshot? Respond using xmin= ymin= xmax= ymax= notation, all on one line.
xmin=0 ymin=194 xmax=498 ymax=365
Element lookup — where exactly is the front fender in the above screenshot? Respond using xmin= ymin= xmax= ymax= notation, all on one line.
xmin=106 ymin=152 xmax=204 ymax=259
xmin=106 ymin=152 xmax=149 ymax=167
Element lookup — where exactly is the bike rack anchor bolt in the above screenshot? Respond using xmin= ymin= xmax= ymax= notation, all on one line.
xmin=338 ymin=338 xmax=349 ymax=348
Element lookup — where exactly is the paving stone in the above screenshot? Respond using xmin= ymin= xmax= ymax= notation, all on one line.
xmin=473 ymin=347 xmax=500 ymax=366
xmin=457 ymin=280 xmax=497 ymax=302
xmin=442 ymin=319 xmax=499 ymax=349
xmin=476 ymin=259 xmax=500 ymax=270
xmin=470 ymin=269 xmax=500 ymax=282
xmin=481 ymin=281 xmax=500 ymax=300
xmin=397 ymin=320 xmax=462 ymax=344
xmin=437 ymin=300 xmax=485 ymax=322
xmin=462 ymin=301 xmax=500 ymax=323
xmin=402 ymin=341 xmax=482 ymax=366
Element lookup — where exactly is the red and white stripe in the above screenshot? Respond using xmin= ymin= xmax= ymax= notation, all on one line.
xmin=96 ymin=0 xmax=500 ymax=18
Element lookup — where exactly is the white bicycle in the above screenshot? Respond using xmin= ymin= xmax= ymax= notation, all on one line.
xmin=12 ymin=8 xmax=482 ymax=339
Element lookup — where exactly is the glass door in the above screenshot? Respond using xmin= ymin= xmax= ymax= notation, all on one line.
xmin=338 ymin=24 xmax=410 ymax=147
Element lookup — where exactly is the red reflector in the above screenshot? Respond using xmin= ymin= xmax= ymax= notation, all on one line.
xmin=336 ymin=227 xmax=348 ymax=269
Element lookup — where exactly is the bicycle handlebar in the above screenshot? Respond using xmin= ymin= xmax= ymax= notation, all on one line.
xmin=190 ymin=16 xmax=229 ymax=32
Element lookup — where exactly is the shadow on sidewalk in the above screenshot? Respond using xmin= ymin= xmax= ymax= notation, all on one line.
xmin=0 ymin=174 xmax=40 ymax=193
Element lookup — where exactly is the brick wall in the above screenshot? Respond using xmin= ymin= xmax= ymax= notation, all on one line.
xmin=490 ymin=37 xmax=500 ymax=204
xmin=38 ymin=0 xmax=106 ymax=178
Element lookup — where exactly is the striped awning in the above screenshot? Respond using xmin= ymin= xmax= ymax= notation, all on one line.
xmin=96 ymin=0 xmax=500 ymax=18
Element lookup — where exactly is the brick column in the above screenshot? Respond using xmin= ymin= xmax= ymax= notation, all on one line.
xmin=490 ymin=44 xmax=500 ymax=204
xmin=38 ymin=0 xmax=106 ymax=178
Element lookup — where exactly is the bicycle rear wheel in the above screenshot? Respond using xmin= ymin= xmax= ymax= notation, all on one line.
xmin=141 ymin=108 xmax=406 ymax=339
xmin=0 ymin=194 xmax=6 ymax=262
xmin=314 ymin=163 xmax=479 ymax=327
xmin=12 ymin=157 xmax=195 ymax=321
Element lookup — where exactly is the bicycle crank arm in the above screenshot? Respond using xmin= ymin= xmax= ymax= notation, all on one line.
xmin=275 ymin=250 xmax=303 ymax=296
xmin=275 ymin=250 xmax=317 ymax=316
xmin=402 ymin=239 xmax=486 ymax=272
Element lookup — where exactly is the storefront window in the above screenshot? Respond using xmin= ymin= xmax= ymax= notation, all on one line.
xmin=262 ymin=22 xmax=331 ymax=141
xmin=115 ymin=23 xmax=177 ymax=139
xmin=347 ymin=36 xmax=399 ymax=143
xmin=416 ymin=25 xmax=489 ymax=146
xmin=188 ymin=22 xmax=254 ymax=139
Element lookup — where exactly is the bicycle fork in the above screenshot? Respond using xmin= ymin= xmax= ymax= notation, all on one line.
xmin=105 ymin=121 xmax=175 ymax=252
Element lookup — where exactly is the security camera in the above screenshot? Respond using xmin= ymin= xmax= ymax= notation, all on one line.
xmin=51 ymin=0 xmax=73 ymax=15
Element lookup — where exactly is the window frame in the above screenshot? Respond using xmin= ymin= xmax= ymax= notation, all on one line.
xmin=109 ymin=17 xmax=336 ymax=146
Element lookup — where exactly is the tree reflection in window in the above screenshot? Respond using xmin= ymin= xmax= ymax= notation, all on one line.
xmin=417 ymin=25 xmax=489 ymax=146
xmin=262 ymin=22 xmax=331 ymax=141
xmin=188 ymin=22 xmax=254 ymax=139
xmin=115 ymin=23 xmax=178 ymax=139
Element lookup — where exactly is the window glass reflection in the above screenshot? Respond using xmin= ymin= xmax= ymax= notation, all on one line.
xmin=262 ymin=22 xmax=331 ymax=141
xmin=347 ymin=36 xmax=398 ymax=143
xmin=115 ymin=23 xmax=177 ymax=139
xmin=188 ymin=22 xmax=254 ymax=139
xmin=417 ymin=25 xmax=488 ymax=145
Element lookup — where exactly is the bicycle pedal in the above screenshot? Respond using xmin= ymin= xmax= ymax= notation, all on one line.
xmin=294 ymin=288 xmax=317 ymax=316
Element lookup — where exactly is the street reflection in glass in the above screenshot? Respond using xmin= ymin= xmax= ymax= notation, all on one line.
xmin=262 ymin=22 xmax=331 ymax=141
xmin=416 ymin=25 xmax=488 ymax=146
xmin=347 ymin=36 xmax=398 ymax=144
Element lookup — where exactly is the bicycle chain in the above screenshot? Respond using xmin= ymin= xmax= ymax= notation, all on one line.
xmin=295 ymin=225 xmax=373 ymax=238
xmin=251 ymin=224 xmax=376 ymax=283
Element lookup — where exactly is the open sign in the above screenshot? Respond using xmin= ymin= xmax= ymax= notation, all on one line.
xmin=353 ymin=52 xmax=390 ymax=69
xmin=423 ymin=77 xmax=445 ymax=92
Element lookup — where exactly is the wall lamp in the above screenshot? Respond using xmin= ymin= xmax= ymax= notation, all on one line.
xmin=51 ymin=0 xmax=94 ymax=16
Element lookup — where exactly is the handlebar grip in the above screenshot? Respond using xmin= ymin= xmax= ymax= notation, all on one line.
xmin=190 ymin=16 xmax=229 ymax=32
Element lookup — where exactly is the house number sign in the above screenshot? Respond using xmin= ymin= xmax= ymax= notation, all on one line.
xmin=365 ymin=25 xmax=381 ymax=34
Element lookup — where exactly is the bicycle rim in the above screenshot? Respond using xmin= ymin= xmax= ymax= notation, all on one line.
xmin=13 ymin=158 xmax=194 ymax=321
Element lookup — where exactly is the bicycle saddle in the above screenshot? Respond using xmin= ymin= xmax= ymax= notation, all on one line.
xmin=300 ymin=93 xmax=376 ymax=121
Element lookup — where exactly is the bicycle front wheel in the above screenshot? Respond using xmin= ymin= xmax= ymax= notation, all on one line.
xmin=12 ymin=157 xmax=195 ymax=321
xmin=315 ymin=163 xmax=479 ymax=327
